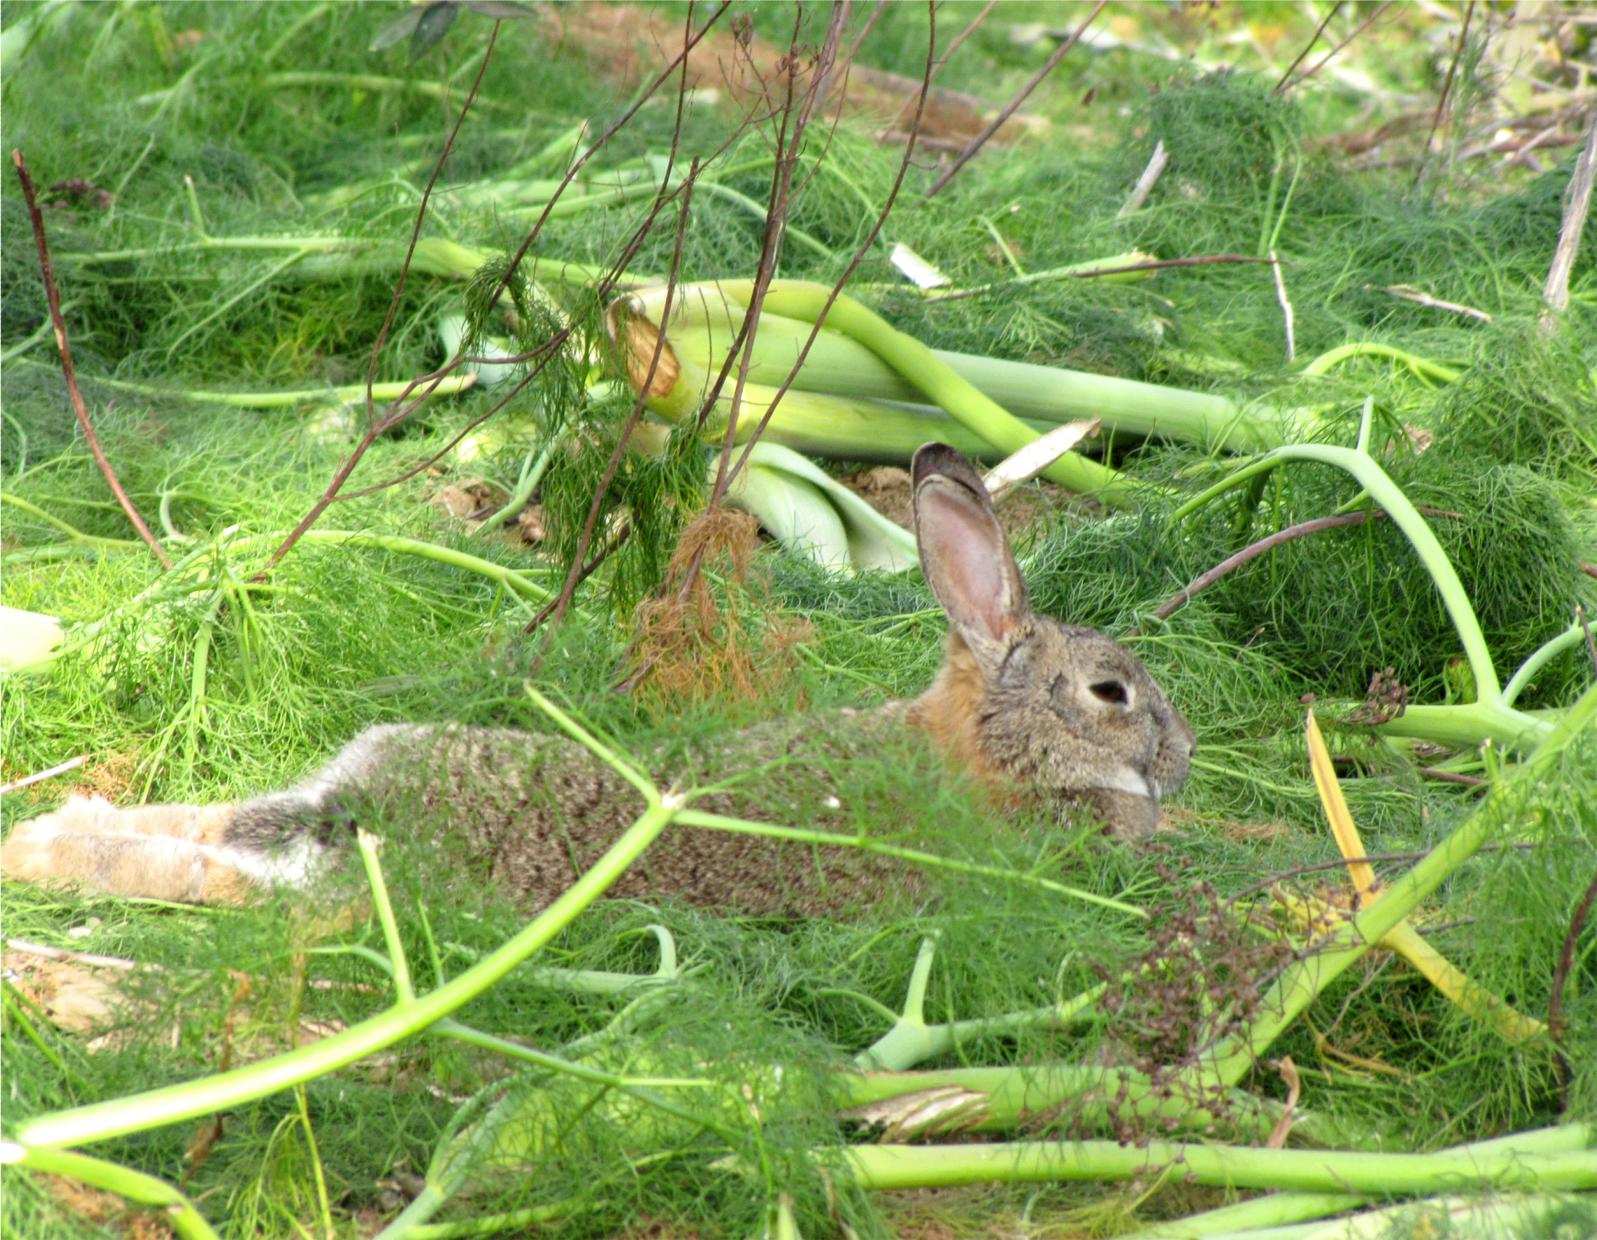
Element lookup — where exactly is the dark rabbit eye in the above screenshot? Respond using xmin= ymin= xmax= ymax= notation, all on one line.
xmin=1090 ymin=680 xmax=1129 ymax=705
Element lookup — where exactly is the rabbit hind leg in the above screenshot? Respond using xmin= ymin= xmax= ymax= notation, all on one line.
xmin=2 ymin=796 xmax=258 ymax=904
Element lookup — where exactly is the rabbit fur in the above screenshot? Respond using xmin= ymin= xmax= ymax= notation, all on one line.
xmin=2 ymin=444 xmax=1193 ymax=917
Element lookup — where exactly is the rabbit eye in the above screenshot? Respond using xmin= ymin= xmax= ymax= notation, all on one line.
xmin=1090 ymin=680 xmax=1130 ymax=705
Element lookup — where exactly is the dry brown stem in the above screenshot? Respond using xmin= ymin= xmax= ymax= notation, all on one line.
xmin=11 ymin=149 xmax=171 ymax=568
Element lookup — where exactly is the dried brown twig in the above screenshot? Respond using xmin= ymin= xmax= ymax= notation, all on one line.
xmin=1274 ymin=2 xmax=1342 ymax=94
xmin=264 ymin=4 xmax=734 ymax=574
xmin=11 ymin=149 xmax=172 ymax=569
xmin=1416 ymin=0 xmax=1476 ymax=190
xmin=1548 ymin=871 xmax=1597 ymax=1107
xmin=260 ymin=23 xmax=505 ymax=573
xmin=1146 ymin=507 xmax=1460 ymax=627
xmin=924 ymin=0 xmax=1105 ymax=199
xmin=1287 ymin=1 xmax=1390 ymax=93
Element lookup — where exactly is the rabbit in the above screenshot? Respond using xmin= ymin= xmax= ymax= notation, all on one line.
xmin=2 ymin=444 xmax=1194 ymax=917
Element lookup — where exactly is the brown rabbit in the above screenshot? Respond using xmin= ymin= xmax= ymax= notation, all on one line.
xmin=2 ymin=445 xmax=1194 ymax=917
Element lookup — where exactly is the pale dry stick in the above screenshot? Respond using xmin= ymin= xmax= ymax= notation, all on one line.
xmin=0 ymin=755 xmax=87 ymax=797
xmin=1264 ymin=1056 xmax=1301 ymax=1148
xmin=1379 ymin=283 xmax=1492 ymax=322
xmin=1505 ymin=121 xmax=1560 ymax=172
xmin=924 ymin=0 xmax=1106 ymax=199
xmin=11 ymin=150 xmax=171 ymax=569
xmin=982 ymin=419 xmax=1099 ymax=503
xmin=1269 ymin=250 xmax=1296 ymax=363
xmin=1273 ymin=1 xmax=1343 ymax=94
xmin=1116 ymin=138 xmax=1168 ymax=218
xmin=927 ymin=252 xmax=1275 ymax=303
xmin=1541 ymin=106 xmax=1597 ymax=327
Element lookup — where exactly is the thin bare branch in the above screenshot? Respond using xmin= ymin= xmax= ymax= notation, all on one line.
xmin=1274 ymin=2 xmax=1343 ymax=94
xmin=261 ymin=24 xmax=503 ymax=573
xmin=1146 ymin=507 xmax=1460 ymax=626
xmin=878 ymin=0 xmax=998 ymax=140
xmin=924 ymin=0 xmax=1105 ymax=199
xmin=716 ymin=0 xmax=939 ymax=498
xmin=263 ymin=5 xmax=735 ymax=572
xmin=1416 ymin=0 xmax=1476 ymax=189
xmin=1288 ymin=2 xmax=1391 ymax=92
xmin=11 ymin=149 xmax=171 ymax=568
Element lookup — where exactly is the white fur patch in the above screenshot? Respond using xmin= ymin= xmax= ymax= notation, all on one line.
xmin=201 ymin=836 xmax=325 ymax=889
xmin=1087 ymin=766 xmax=1156 ymax=800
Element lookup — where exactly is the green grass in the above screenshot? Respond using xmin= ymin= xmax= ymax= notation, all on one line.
xmin=2 ymin=1 xmax=1595 ymax=1236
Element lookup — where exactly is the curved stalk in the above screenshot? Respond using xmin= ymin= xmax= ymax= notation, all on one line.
xmin=1301 ymin=342 xmax=1462 ymax=385
xmin=1503 ymin=621 xmax=1586 ymax=706
xmin=1173 ymin=441 xmax=1552 ymax=750
xmin=716 ymin=281 xmax=1147 ymax=504
xmin=0 ymin=1143 xmax=218 ymax=1240
xmin=14 ymin=790 xmax=680 ymax=1148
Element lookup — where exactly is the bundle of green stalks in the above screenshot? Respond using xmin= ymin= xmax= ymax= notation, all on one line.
xmin=608 ymin=279 xmax=1302 ymax=490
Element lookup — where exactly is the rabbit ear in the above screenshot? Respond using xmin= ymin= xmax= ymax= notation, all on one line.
xmin=912 ymin=443 xmax=1029 ymax=661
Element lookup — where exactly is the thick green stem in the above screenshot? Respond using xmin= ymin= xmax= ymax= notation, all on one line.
xmin=711 ymin=281 xmax=1147 ymax=504
xmin=1124 ymin=1125 xmax=1597 ymax=1237
xmin=625 ymin=281 xmax=1284 ymax=451
xmin=1366 ymin=700 xmax=1553 ymax=749
xmin=14 ymin=795 xmax=680 ymax=1148
xmin=842 ymin=1138 xmax=1597 ymax=1194
xmin=0 ymin=1143 xmax=219 ymax=1240
xmin=835 ymin=1063 xmax=1282 ymax=1141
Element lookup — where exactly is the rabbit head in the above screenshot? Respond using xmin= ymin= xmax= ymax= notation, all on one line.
xmin=906 ymin=443 xmax=1194 ymax=839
